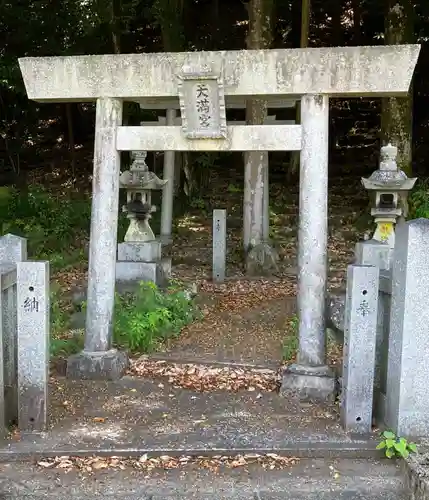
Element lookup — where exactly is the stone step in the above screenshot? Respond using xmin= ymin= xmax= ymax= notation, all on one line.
xmin=0 ymin=458 xmax=407 ymax=499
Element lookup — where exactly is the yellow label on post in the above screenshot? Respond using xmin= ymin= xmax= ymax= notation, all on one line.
xmin=379 ymin=223 xmax=393 ymax=242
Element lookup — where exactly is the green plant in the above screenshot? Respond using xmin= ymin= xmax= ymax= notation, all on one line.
xmin=227 ymin=183 xmax=241 ymax=193
xmin=376 ymin=430 xmax=417 ymax=459
xmin=409 ymin=180 xmax=429 ymax=219
xmin=113 ymin=281 xmax=199 ymax=352
xmin=1 ymin=184 xmax=91 ymax=265
xmin=189 ymin=197 xmax=205 ymax=210
xmin=50 ymin=333 xmax=84 ymax=358
xmin=50 ymin=284 xmax=69 ymax=338
xmin=282 ymin=314 xmax=299 ymax=361
xmin=49 ymin=285 xmax=84 ymax=357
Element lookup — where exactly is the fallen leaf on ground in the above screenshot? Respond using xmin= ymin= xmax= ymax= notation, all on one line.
xmin=130 ymin=360 xmax=281 ymax=393
xmin=36 ymin=453 xmax=299 ymax=474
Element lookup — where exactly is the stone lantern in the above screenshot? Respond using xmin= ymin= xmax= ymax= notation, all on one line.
xmin=116 ymin=151 xmax=171 ymax=284
xmin=120 ymin=151 xmax=167 ymax=242
xmin=361 ymin=143 xmax=417 ymax=248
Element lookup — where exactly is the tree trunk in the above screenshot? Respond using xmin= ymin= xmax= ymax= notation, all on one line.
xmin=110 ymin=0 xmax=121 ymax=54
xmin=300 ymin=0 xmax=310 ymax=48
xmin=65 ymin=103 xmax=76 ymax=176
xmin=288 ymin=0 xmax=310 ymax=180
xmin=244 ymin=0 xmax=279 ymax=275
xmin=155 ymin=0 xmax=185 ymax=52
xmin=381 ymin=0 xmax=414 ymax=176
xmin=154 ymin=0 xmax=190 ymax=198
xmin=331 ymin=1 xmax=343 ymax=46
xmin=210 ymin=0 xmax=220 ymax=48
xmin=351 ymin=0 xmax=361 ymax=44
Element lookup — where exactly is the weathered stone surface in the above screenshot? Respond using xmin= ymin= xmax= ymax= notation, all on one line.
xmin=385 ymin=219 xmax=429 ymax=437
xmin=16 ymin=261 xmax=50 ymax=432
xmin=140 ymin=96 xmax=297 ymax=110
xmin=115 ymin=259 xmax=170 ymax=285
xmin=117 ymin=124 xmax=302 ymax=152
xmin=246 ymin=242 xmax=279 ymax=276
xmin=66 ymin=349 xmax=129 ymax=380
xmin=151 ymin=114 xmax=295 ymax=125
xmin=212 ymin=209 xmax=226 ymax=282
xmin=178 ymin=66 xmax=227 ymax=140
xmin=297 ymin=94 xmax=329 ymax=367
xmin=0 ymin=263 xmax=18 ymax=428
xmin=19 ymin=45 xmax=420 ymax=101
xmin=160 ymin=109 xmax=177 ymax=241
xmin=85 ymin=97 xmax=122 ymax=353
xmin=341 ymin=265 xmax=379 ymax=434
xmin=281 ymin=364 xmax=335 ymax=402
xmin=0 ymin=233 xmax=27 ymax=263
xmin=0 ymin=236 xmax=25 ymax=426
xmin=326 ymin=293 xmax=346 ymax=338
xmin=117 ymin=241 xmax=161 ymax=262
xmin=355 ymin=240 xmax=392 ymax=270
xmin=0 ymin=457 xmax=409 ymax=499
xmin=403 ymin=453 xmax=429 ymax=500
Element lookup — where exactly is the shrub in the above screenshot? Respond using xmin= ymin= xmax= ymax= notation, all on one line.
xmin=113 ymin=281 xmax=199 ymax=352
xmin=409 ymin=180 xmax=429 ymax=219
xmin=1 ymin=184 xmax=91 ymax=264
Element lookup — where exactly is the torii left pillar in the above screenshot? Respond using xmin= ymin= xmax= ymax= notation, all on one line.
xmin=67 ymin=97 xmax=129 ymax=380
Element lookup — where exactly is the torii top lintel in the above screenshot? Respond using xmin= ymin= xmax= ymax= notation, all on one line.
xmin=19 ymin=45 xmax=420 ymax=103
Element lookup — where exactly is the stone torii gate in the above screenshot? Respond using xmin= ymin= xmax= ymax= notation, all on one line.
xmin=19 ymin=45 xmax=419 ymax=399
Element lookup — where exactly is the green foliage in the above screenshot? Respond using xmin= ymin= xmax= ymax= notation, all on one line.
xmin=282 ymin=314 xmax=299 ymax=361
xmin=227 ymin=183 xmax=241 ymax=193
xmin=50 ymin=333 xmax=84 ymax=358
xmin=49 ymin=284 xmax=84 ymax=357
xmin=409 ymin=180 xmax=429 ymax=219
xmin=50 ymin=284 xmax=69 ymax=337
xmin=189 ymin=197 xmax=206 ymax=210
xmin=376 ymin=430 xmax=418 ymax=459
xmin=1 ymin=185 xmax=90 ymax=268
xmin=113 ymin=281 xmax=199 ymax=352
xmin=194 ymin=153 xmax=217 ymax=170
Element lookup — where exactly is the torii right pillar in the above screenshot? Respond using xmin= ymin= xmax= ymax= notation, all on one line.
xmin=281 ymin=94 xmax=335 ymax=401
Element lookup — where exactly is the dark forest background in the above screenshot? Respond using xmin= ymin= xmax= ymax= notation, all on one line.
xmin=0 ymin=0 xmax=428 ymax=268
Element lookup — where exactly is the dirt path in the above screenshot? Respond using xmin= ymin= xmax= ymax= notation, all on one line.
xmin=156 ymin=177 xmax=366 ymax=367
xmin=55 ymin=176 xmax=367 ymax=369
xmin=162 ymin=294 xmax=296 ymax=366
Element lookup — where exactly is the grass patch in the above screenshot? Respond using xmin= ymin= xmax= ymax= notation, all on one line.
xmin=113 ymin=281 xmax=199 ymax=353
xmin=282 ymin=315 xmax=343 ymax=366
xmin=50 ymin=284 xmax=84 ymax=357
xmin=282 ymin=314 xmax=299 ymax=362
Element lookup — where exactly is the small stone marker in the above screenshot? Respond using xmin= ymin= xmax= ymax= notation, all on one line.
xmin=385 ymin=219 xmax=429 ymax=436
xmin=0 ymin=233 xmax=27 ymax=263
xmin=341 ymin=264 xmax=379 ymax=434
xmin=355 ymin=240 xmax=392 ymax=270
xmin=0 ymin=263 xmax=18 ymax=430
xmin=17 ymin=261 xmax=50 ymax=431
xmin=0 ymin=234 xmax=26 ymax=431
xmin=213 ymin=209 xmax=226 ymax=282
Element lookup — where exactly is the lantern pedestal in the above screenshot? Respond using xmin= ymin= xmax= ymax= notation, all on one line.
xmin=116 ymin=241 xmax=171 ymax=286
xmin=116 ymin=151 xmax=171 ymax=286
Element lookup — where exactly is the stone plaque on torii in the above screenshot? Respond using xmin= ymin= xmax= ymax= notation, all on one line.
xmin=19 ymin=45 xmax=420 ymax=395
